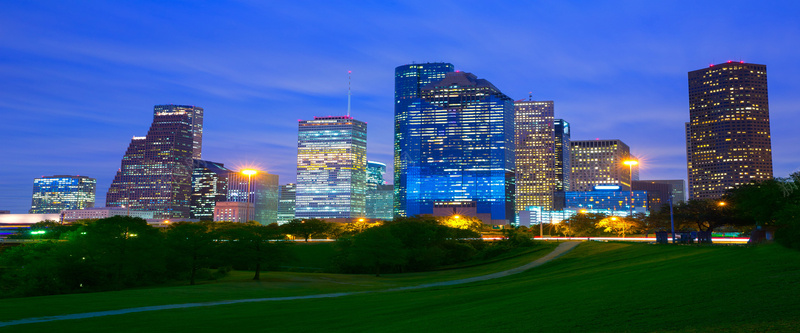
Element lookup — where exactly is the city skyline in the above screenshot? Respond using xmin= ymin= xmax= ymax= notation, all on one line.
xmin=3 ymin=1 xmax=800 ymax=213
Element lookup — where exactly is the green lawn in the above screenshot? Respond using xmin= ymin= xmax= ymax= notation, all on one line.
xmin=4 ymin=242 xmax=800 ymax=332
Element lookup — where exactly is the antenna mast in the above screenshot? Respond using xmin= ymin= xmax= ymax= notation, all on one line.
xmin=347 ymin=70 xmax=352 ymax=116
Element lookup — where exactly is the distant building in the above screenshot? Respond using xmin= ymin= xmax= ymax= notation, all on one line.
xmin=686 ymin=62 xmax=773 ymax=199
xmin=366 ymin=184 xmax=393 ymax=220
xmin=30 ymin=175 xmax=96 ymax=214
xmin=554 ymin=119 xmax=571 ymax=193
xmin=213 ymin=202 xmax=253 ymax=223
xmin=367 ymin=161 xmax=387 ymax=189
xmin=227 ymin=171 xmax=279 ymax=225
xmin=107 ymin=105 xmax=203 ymax=219
xmin=62 ymin=207 xmax=155 ymax=221
xmin=515 ymin=100 xmax=555 ymax=211
xmin=277 ymin=183 xmax=296 ymax=224
xmin=0 ymin=210 xmax=9 ymax=214
xmin=190 ymin=160 xmax=230 ymax=220
xmin=642 ymin=179 xmax=686 ymax=204
xmin=570 ymin=140 xmax=632 ymax=192
xmin=395 ymin=70 xmax=516 ymax=224
xmin=394 ymin=62 xmax=455 ymax=217
xmin=632 ymin=181 xmax=672 ymax=213
xmin=564 ymin=185 xmax=648 ymax=216
xmin=296 ymin=116 xmax=367 ymax=220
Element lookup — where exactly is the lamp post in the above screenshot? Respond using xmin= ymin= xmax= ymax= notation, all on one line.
xmin=623 ymin=160 xmax=639 ymax=218
xmin=669 ymin=195 xmax=675 ymax=243
xmin=242 ymin=169 xmax=258 ymax=223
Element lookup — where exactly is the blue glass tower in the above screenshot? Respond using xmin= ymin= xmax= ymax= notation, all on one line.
xmin=398 ymin=71 xmax=515 ymax=223
xmin=394 ymin=62 xmax=454 ymax=217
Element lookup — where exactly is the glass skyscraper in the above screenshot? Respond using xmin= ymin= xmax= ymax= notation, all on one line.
xmin=226 ymin=171 xmax=279 ymax=225
xmin=397 ymin=70 xmax=516 ymax=223
xmin=106 ymin=105 xmax=202 ymax=219
xmin=394 ymin=62 xmax=454 ymax=217
xmin=30 ymin=175 xmax=96 ymax=213
xmin=554 ymin=119 xmax=571 ymax=192
xmin=296 ymin=116 xmax=367 ymax=219
xmin=515 ymin=100 xmax=555 ymax=211
xmin=277 ymin=183 xmax=296 ymax=224
xmin=190 ymin=159 xmax=229 ymax=220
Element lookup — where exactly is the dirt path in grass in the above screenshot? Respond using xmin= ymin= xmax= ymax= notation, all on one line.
xmin=0 ymin=241 xmax=580 ymax=328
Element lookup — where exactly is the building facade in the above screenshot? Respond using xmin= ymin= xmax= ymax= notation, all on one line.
xmin=686 ymin=61 xmax=773 ymax=199
xmin=394 ymin=62 xmax=455 ymax=217
xmin=107 ymin=105 xmax=202 ymax=219
xmin=190 ymin=160 xmax=229 ymax=220
xmin=632 ymin=180 xmax=672 ymax=213
xmin=213 ymin=201 xmax=253 ymax=223
xmin=277 ymin=183 xmax=296 ymax=224
xmin=296 ymin=116 xmax=367 ymax=220
xmin=367 ymin=161 xmax=387 ymax=188
xmin=30 ymin=175 xmax=96 ymax=214
xmin=554 ymin=119 xmax=571 ymax=193
xmin=565 ymin=186 xmax=649 ymax=216
xmin=226 ymin=171 xmax=279 ymax=225
xmin=643 ymin=179 xmax=686 ymax=204
xmin=62 ymin=207 xmax=155 ymax=220
xmin=396 ymin=71 xmax=516 ymax=224
xmin=515 ymin=100 xmax=555 ymax=211
xmin=570 ymin=140 xmax=632 ymax=192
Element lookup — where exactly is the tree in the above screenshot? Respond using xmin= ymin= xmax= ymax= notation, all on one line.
xmin=438 ymin=215 xmax=484 ymax=233
xmin=347 ymin=226 xmax=405 ymax=277
xmin=165 ymin=221 xmax=217 ymax=285
xmin=561 ymin=212 xmax=608 ymax=237
xmin=595 ymin=216 xmax=640 ymax=238
xmin=282 ymin=219 xmax=331 ymax=242
xmin=217 ymin=223 xmax=290 ymax=280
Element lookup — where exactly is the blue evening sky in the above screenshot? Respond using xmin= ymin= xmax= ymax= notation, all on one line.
xmin=2 ymin=1 xmax=799 ymax=213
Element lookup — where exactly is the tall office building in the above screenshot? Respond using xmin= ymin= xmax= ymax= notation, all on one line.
xmin=394 ymin=62 xmax=455 ymax=217
xmin=296 ymin=116 xmax=367 ymax=220
xmin=514 ymin=100 xmax=555 ymax=211
xmin=107 ymin=105 xmax=203 ymax=218
xmin=396 ymin=71 xmax=515 ymax=224
xmin=554 ymin=119 xmax=571 ymax=193
xmin=30 ymin=175 xmax=96 ymax=213
xmin=366 ymin=161 xmax=387 ymax=189
xmin=277 ymin=183 xmax=296 ymax=224
xmin=686 ymin=61 xmax=773 ymax=199
xmin=226 ymin=171 xmax=279 ymax=225
xmin=570 ymin=140 xmax=632 ymax=192
xmin=190 ymin=160 xmax=229 ymax=220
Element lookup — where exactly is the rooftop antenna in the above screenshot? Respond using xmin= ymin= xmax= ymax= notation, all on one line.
xmin=529 ymin=91 xmax=533 ymax=101
xmin=347 ymin=70 xmax=352 ymax=117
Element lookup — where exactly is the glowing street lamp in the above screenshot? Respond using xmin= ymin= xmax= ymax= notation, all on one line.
xmin=623 ymin=159 xmax=639 ymax=217
xmin=242 ymin=169 xmax=258 ymax=223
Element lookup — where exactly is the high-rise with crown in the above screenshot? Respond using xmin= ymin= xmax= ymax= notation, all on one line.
xmin=686 ymin=61 xmax=773 ymax=199
xmin=106 ymin=105 xmax=203 ymax=218
xmin=514 ymin=100 xmax=555 ymax=211
xmin=394 ymin=62 xmax=454 ymax=217
xmin=396 ymin=70 xmax=515 ymax=224
xmin=30 ymin=175 xmax=96 ymax=213
xmin=296 ymin=116 xmax=367 ymax=220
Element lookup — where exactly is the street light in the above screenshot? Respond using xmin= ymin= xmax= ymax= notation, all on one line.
xmin=623 ymin=159 xmax=639 ymax=218
xmin=242 ymin=169 xmax=258 ymax=223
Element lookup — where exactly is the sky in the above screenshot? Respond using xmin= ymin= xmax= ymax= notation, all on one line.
xmin=2 ymin=0 xmax=800 ymax=213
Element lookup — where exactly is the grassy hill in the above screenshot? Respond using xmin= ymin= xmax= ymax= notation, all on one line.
xmin=4 ymin=242 xmax=800 ymax=332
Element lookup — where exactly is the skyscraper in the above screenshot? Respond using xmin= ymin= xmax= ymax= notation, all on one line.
xmin=366 ymin=161 xmax=387 ymax=189
xmin=686 ymin=61 xmax=773 ymax=199
xmin=296 ymin=116 xmax=367 ymax=220
xmin=277 ymin=183 xmax=296 ymax=224
xmin=227 ymin=171 xmax=279 ymax=225
xmin=190 ymin=160 xmax=229 ymax=220
xmin=514 ymin=100 xmax=555 ymax=211
xmin=107 ymin=105 xmax=203 ymax=218
xmin=397 ymin=71 xmax=515 ymax=224
xmin=30 ymin=175 xmax=96 ymax=213
xmin=570 ymin=140 xmax=632 ymax=192
xmin=394 ymin=62 xmax=454 ymax=217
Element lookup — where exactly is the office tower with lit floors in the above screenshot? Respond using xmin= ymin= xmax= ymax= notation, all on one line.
xmin=296 ymin=116 xmax=367 ymax=220
xmin=396 ymin=70 xmax=515 ymax=224
xmin=226 ymin=171 xmax=279 ymax=224
xmin=570 ymin=140 xmax=632 ymax=192
xmin=190 ymin=160 xmax=230 ymax=220
xmin=514 ymin=100 xmax=555 ymax=211
xmin=394 ymin=62 xmax=454 ymax=217
xmin=30 ymin=175 xmax=96 ymax=213
xmin=107 ymin=105 xmax=203 ymax=219
xmin=686 ymin=61 xmax=773 ymax=199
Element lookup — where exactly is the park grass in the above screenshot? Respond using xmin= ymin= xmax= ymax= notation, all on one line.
xmin=0 ymin=242 xmax=558 ymax=323
xmin=5 ymin=242 xmax=800 ymax=332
